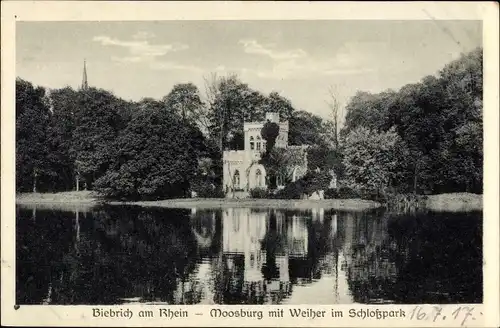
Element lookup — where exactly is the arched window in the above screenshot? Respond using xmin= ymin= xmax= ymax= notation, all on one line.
xmin=292 ymin=166 xmax=298 ymax=182
xmin=256 ymin=169 xmax=262 ymax=187
xmin=256 ymin=136 xmax=261 ymax=151
xmin=249 ymin=136 xmax=255 ymax=150
xmin=233 ymin=170 xmax=240 ymax=189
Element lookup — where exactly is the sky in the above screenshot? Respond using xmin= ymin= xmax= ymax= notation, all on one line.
xmin=17 ymin=20 xmax=482 ymax=119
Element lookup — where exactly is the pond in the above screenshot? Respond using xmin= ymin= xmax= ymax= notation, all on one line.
xmin=16 ymin=205 xmax=482 ymax=305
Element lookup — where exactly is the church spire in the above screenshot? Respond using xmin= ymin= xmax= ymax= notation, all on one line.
xmin=81 ymin=59 xmax=88 ymax=90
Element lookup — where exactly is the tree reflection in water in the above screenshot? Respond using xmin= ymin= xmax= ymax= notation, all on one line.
xmin=342 ymin=210 xmax=483 ymax=304
xmin=16 ymin=205 xmax=482 ymax=305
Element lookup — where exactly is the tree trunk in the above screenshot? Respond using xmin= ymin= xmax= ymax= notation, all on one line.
xmin=413 ymin=163 xmax=418 ymax=194
xmin=84 ymin=175 xmax=91 ymax=191
xmin=333 ymin=115 xmax=339 ymax=150
xmin=75 ymin=174 xmax=80 ymax=192
xmin=32 ymin=168 xmax=37 ymax=193
xmin=220 ymin=107 xmax=225 ymax=152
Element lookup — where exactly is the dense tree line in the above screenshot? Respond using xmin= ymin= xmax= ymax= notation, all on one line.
xmin=340 ymin=48 xmax=483 ymax=195
xmin=16 ymin=75 xmax=331 ymax=199
xmin=16 ymin=47 xmax=481 ymax=199
xmin=16 ymin=83 xmax=138 ymax=194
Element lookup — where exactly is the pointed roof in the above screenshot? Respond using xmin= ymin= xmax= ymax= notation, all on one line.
xmin=81 ymin=59 xmax=88 ymax=90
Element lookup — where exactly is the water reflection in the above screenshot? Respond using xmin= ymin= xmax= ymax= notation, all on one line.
xmin=16 ymin=205 xmax=482 ymax=305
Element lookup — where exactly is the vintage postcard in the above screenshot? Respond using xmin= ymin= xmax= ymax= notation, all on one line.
xmin=1 ymin=1 xmax=499 ymax=327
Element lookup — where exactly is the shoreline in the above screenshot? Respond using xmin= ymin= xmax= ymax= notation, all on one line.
xmin=15 ymin=192 xmax=380 ymax=211
xmin=108 ymin=198 xmax=381 ymax=211
xmin=15 ymin=191 xmax=482 ymax=212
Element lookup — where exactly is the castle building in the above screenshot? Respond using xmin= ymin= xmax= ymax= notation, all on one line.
xmin=222 ymin=112 xmax=307 ymax=198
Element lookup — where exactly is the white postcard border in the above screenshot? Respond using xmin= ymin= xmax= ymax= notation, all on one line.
xmin=1 ymin=1 xmax=498 ymax=327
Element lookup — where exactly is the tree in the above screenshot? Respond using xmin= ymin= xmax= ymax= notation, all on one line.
xmin=258 ymin=121 xmax=281 ymax=189
xmin=46 ymin=87 xmax=80 ymax=191
xmin=16 ymin=78 xmax=52 ymax=192
xmin=163 ymin=83 xmax=206 ymax=128
xmin=71 ymin=88 xmax=125 ymax=190
xmin=261 ymin=121 xmax=280 ymax=154
xmin=206 ymin=74 xmax=267 ymax=152
xmin=340 ymin=47 xmax=483 ymax=194
xmin=306 ymin=145 xmax=342 ymax=174
xmin=266 ymin=91 xmax=295 ymax=121
xmin=325 ymin=86 xmax=342 ymax=149
xmin=342 ymin=90 xmax=397 ymax=135
xmin=391 ymin=79 xmax=445 ymax=193
xmin=436 ymin=47 xmax=483 ymax=193
xmin=288 ymin=110 xmax=328 ymax=146
xmin=341 ymin=126 xmax=405 ymax=194
xmin=259 ymin=147 xmax=306 ymax=190
xmin=94 ymin=103 xmax=206 ymax=200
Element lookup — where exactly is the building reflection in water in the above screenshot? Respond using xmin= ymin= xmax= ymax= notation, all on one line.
xmin=206 ymin=207 xmax=351 ymax=304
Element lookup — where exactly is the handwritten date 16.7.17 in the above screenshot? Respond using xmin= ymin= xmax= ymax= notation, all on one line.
xmin=409 ymin=306 xmax=483 ymax=326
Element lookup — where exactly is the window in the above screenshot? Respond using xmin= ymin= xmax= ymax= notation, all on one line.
xmin=250 ymin=136 xmax=255 ymax=150
xmin=292 ymin=166 xmax=298 ymax=182
xmin=233 ymin=170 xmax=240 ymax=189
xmin=256 ymin=169 xmax=262 ymax=187
xmin=256 ymin=136 xmax=261 ymax=151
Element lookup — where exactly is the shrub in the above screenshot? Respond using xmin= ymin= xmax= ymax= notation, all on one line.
xmin=249 ymin=187 xmax=269 ymax=199
xmin=302 ymin=171 xmax=331 ymax=195
xmin=337 ymin=186 xmax=361 ymax=199
xmin=274 ymin=181 xmax=304 ymax=199
xmin=325 ymin=185 xmax=428 ymax=213
xmin=274 ymin=171 xmax=331 ymax=199
xmin=358 ymin=187 xmax=386 ymax=202
xmin=194 ymin=183 xmax=225 ymax=198
xmin=326 ymin=186 xmax=383 ymax=199
xmin=327 ymin=186 xmax=391 ymax=201
xmin=94 ymin=170 xmax=140 ymax=200
xmin=212 ymin=187 xmax=226 ymax=198
xmin=385 ymin=193 xmax=427 ymax=212
xmin=324 ymin=188 xmax=338 ymax=199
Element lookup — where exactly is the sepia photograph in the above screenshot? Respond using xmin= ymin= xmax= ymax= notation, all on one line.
xmin=13 ymin=18 xmax=485 ymax=307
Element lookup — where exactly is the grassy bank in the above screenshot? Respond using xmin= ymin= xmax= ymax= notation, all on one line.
xmin=425 ymin=192 xmax=482 ymax=212
xmin=16 ymin=191 xmax=99 ymax=204
xmin=16 ymin=191 xmax=380 ymax=211
xmin=16 ymin=191 xmax=483 ymax=212
xmin=110 ymin=198 xmax=381 ymax=211
xmin=15 ymin=191 xmax=99 ymax=211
